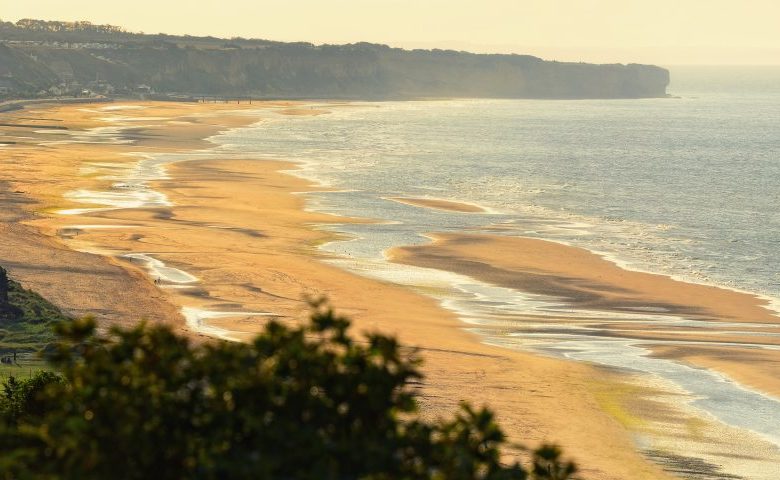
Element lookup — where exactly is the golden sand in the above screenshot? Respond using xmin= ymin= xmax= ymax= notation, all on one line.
xmin=2 ymin=100 xmax=742 ymax=479
xmin=650 ymin=344 xmax=780 ymax=399
xmin=390 ymin=232 xmax=780 ymax=474
xmin=390 ymin=232 xmax=780 ymax=390
xmin=391 ymin=233 xmax=778 ymax=325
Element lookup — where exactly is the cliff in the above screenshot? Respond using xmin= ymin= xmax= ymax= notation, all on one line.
xmin=0 ymin=19 xmax=669 ymax=99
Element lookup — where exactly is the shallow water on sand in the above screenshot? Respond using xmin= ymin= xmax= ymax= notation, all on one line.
xmin=211 ymin=67 xmax=780 ymax=478
xmin=50 ymin=69 xmax=780 ymax=477
xmin=217 ymin=68 xmax=780 ymax=304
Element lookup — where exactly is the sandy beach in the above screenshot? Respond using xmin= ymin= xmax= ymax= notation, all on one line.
xmin=3 ymin=100 xmax=779 ymax=479
xmin=391 ymin=233 xmax=780 ymax=325
xmin=391 ymin=232 xmax=780 ymax=398
xmin=387 ymin=196 xmax=489 ymax=213
xmin=390 ymin=231 xmax=780 ymax=475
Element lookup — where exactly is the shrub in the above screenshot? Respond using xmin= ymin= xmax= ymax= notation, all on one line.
xmin=0 ymin=304 xmax=576 ymax=480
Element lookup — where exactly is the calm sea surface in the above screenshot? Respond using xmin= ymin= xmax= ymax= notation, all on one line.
xmin=213 ymin=69 xmax=780 ymax=471
xmin=49 ymin=64 xmax=780 ymax=477
xmin=219 ymin=66 xmax=780 ymax=305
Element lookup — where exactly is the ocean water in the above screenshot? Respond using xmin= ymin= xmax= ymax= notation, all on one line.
xmin=218 ymin=67 xmax=780 ymax=304
xmin=212 ymin=67 xmax=780 ymax=475
xmin=54 ymin=68 xmax=780 ymax=475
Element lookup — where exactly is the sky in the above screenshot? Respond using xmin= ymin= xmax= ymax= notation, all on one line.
xmin=2 ymin=0 xmax=780 ymax=65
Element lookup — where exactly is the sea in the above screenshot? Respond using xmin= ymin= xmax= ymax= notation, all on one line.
xmin=211 ymin=66 xmax=780 ymax=476
xmin=219 ymin=66 xmax=780 ymax=304
xmin=53 ymin=66 xmax=780 ymax=477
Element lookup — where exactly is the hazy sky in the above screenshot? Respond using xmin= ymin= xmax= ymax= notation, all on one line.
xmin=3 ymin=0 xmax=780 ymax=65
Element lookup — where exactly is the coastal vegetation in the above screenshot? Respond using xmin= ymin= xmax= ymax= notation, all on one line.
xmin=0 ymin=18 xmax=669 ymax=100
xmin=0 ymin=266 xmax=68 ymax=362
xmin=0 ymin=268 xmax=576 ymax=479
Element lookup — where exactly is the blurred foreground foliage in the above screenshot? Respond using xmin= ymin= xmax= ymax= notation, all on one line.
xmin=0 ymin=303 xmax=576 ymax=480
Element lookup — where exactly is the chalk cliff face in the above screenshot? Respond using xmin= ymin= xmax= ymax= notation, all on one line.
xmin=0 ymin=21 xmax=670 ymax=99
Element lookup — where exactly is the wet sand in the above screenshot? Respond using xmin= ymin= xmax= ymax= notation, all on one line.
xmin=390 ymin=232 xmax=780 ymax=476
xmin=390 ymin=233 xmax=778 ymax=325
xmin=388 ymin=196 xmax=488 ymax=213
xmin=61 ymin=158 xmax=680 ymax=479
xmin=389 ymin=233 xmax=780 ymax=393
xmin=651 ymin=345 xmax=780 ymax=399
xmin=0 ymin=100 xmax=682 ymax=479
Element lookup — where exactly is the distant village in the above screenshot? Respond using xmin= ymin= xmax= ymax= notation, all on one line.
xmin=1 ymin=17 xmax=671 ymax=103
xmin=0 ymin=71 xmax=154 ymax=100
xmin=0 ymin=19 xmax=156 ymax=101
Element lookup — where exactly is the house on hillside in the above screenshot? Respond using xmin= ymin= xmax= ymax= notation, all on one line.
xmin=49 ymin=84 xmax=66 ymax=96
xmin=135 ymin=84 xmax=154 ymax=99
xmin=88 ymin=80 xmax=115 ymax=95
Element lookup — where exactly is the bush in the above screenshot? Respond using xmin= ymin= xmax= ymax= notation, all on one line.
xmin=0 ymin=303 xmax=576 ymax=480
xmin=0 ymin=371 xmax=64 ymax=426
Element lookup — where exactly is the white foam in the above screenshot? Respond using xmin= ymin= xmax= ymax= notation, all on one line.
xmin=122 ymin=253 xmax=198 ymax=284
xmin=519 ymin=333 xmax=780 ymax=447
xmin=98 ymin=116 xmax=167 ymax=122
xmin=181 ymin=307 xmax=275 ymax=341
xmin=58 ymin=207 xmax=114 ymax=216
xmin=312 ymin=215 xmax=780 ymax=462
xmin=588 ymin=246 xmax=780 ymax=319
xmin=59 ymin=188 xmax=171 ymax=214
xmin=65 ymin=224 xmax=144 ymax=230
xmin=99 ymin=105 xmax=147 ymax=111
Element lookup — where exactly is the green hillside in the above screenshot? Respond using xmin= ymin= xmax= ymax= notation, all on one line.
xmin=0 ymin=266 xmax=69 ymax=356
xmin=0 ymin=18 xmax=670 ymax=100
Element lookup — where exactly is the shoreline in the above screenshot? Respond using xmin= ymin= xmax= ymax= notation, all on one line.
xmin=5 ymin=100 xmax=780 ymax=478
xmin=55 ymin=154 xmax=675 ymax=477
xmin=388 ymin=232 xmax=780 ymax=390
xmin=385 ymin=196 xmax=490 ymax=213
xmin=388 ymin=233 xmax=780 ymax=458
xmin=390 ymin=233 xmax=779 ymax=326
xmin=0 ymin=100 xmax=677 ymax=479
xmin=208 ymin=107 xmax=780 ymax=477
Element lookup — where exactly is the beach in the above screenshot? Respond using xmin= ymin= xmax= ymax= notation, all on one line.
xmin=389 ymin=231 xmax=780 ymax=398
xmin=2 ymin=100 xmax=779 ymax=479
